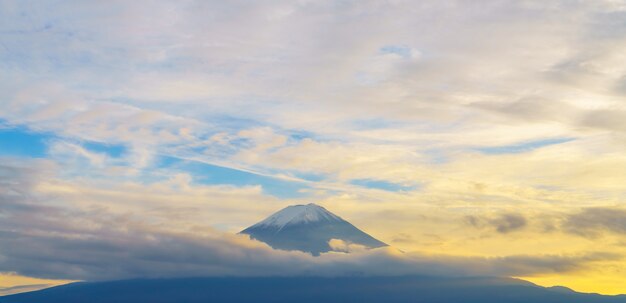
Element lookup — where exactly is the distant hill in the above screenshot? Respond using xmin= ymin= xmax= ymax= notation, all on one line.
xmin=2 ymin=276 xmax=625 ymax=303
xmin=240 ymin=203 xmax=387 ymax=255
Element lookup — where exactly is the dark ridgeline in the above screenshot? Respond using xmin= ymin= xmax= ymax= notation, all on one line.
xmin=240 ymin=203 xmax=387 ymax=255
xmin=2 ymin=276 xmax=626 ymax=303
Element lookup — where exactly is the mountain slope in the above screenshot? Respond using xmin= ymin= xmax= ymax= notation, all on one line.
xmin=2 ymin=276 xmax=625 ymax=303
xmin=240 ymin=203 xmax=387 ymax=255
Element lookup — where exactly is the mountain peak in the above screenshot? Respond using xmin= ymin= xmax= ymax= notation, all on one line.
xmin=241 ymin=203 xmax=387 ymax=255
xmin=249 ymin=203 xmax=343 ymax=230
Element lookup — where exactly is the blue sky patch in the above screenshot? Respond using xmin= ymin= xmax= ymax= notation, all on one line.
xmin=83 ymin=141 xmax=126 ymax=158
xmin=288 ymin=130 xmax=316 ymax=142
xmin=476 ymin=137 xmax=576 ymax=154
xmin=351 ymin=179 xmax=417 ymax=192
xmin=0 ymin=126 xmax=53 ymax=158
xmin=349 ymin=118 xmax=404 ymax=130
xmin=157 ymin=156 xmax=309 ymax=198
xmin=379 ymin=45 xmax=414 ymax=59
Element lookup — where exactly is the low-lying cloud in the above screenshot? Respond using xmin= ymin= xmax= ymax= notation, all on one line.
xmin=0 ymin=161 xmax=617 ymax=282
xmin=0 ymin=284 xmax=54 ymax=296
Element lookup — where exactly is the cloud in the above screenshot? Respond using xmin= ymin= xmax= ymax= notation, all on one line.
xmin=0 ymin=160 xmax=616 ymax=282
xmin=564 ymin=207 xmax=626 ymax=238
xmin=2 ymin=0 xmax=625 ymax=137
xmin=490 ymin=214 xmax=527 ymax=234
xmin=465 ymin=213 xmax=527 ymax=234
xmin=328 ymin=239 xmax=369 ymax=254
xmin=0 ymin=284 xmax=53 ymax=296
xmin=581 ymin=110 xmax=626 ymax=133
xmin=2 ymin=0 xmax=626 ymax=196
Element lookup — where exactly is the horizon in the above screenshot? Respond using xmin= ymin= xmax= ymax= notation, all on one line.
xmin=2 ymin=0 xmax=626 ymax=298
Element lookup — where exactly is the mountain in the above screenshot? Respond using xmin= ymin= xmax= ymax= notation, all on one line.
xmin=240 ymin=203 xmax=387 ymax=255
xmin=3 ymin=276 xmax=626 ymax=303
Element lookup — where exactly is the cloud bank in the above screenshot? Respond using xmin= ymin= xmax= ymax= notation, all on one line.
xmin=0 ymin=161 xmax=619 ymax=282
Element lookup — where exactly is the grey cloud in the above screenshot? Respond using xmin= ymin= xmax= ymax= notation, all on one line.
xmin=465 ymin=213 xmax=527 ymax=234
xmin=492 ymin=214 xmax=527 ymax=234
xmin=564 ymin=207 xmax=626 ymax=238
xmin=472 ymin=97 xmax=578 ymax=124
xmin=485 ymin=252 xmax=621 ymax=276
xmin=580 ymin=110 xmax=626 ymax=133
xmin=615 ymin=75 xmax=626 ymax=96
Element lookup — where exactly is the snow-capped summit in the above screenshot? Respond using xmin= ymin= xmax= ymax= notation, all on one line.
xmin=240 ymin=203 xmax=387 ymax=255
xmin=249 ymin=203 xmax=342 ymax=230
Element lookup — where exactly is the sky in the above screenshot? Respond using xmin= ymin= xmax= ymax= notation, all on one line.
xmin=1 ymin=0 xmax=626 ymax=296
